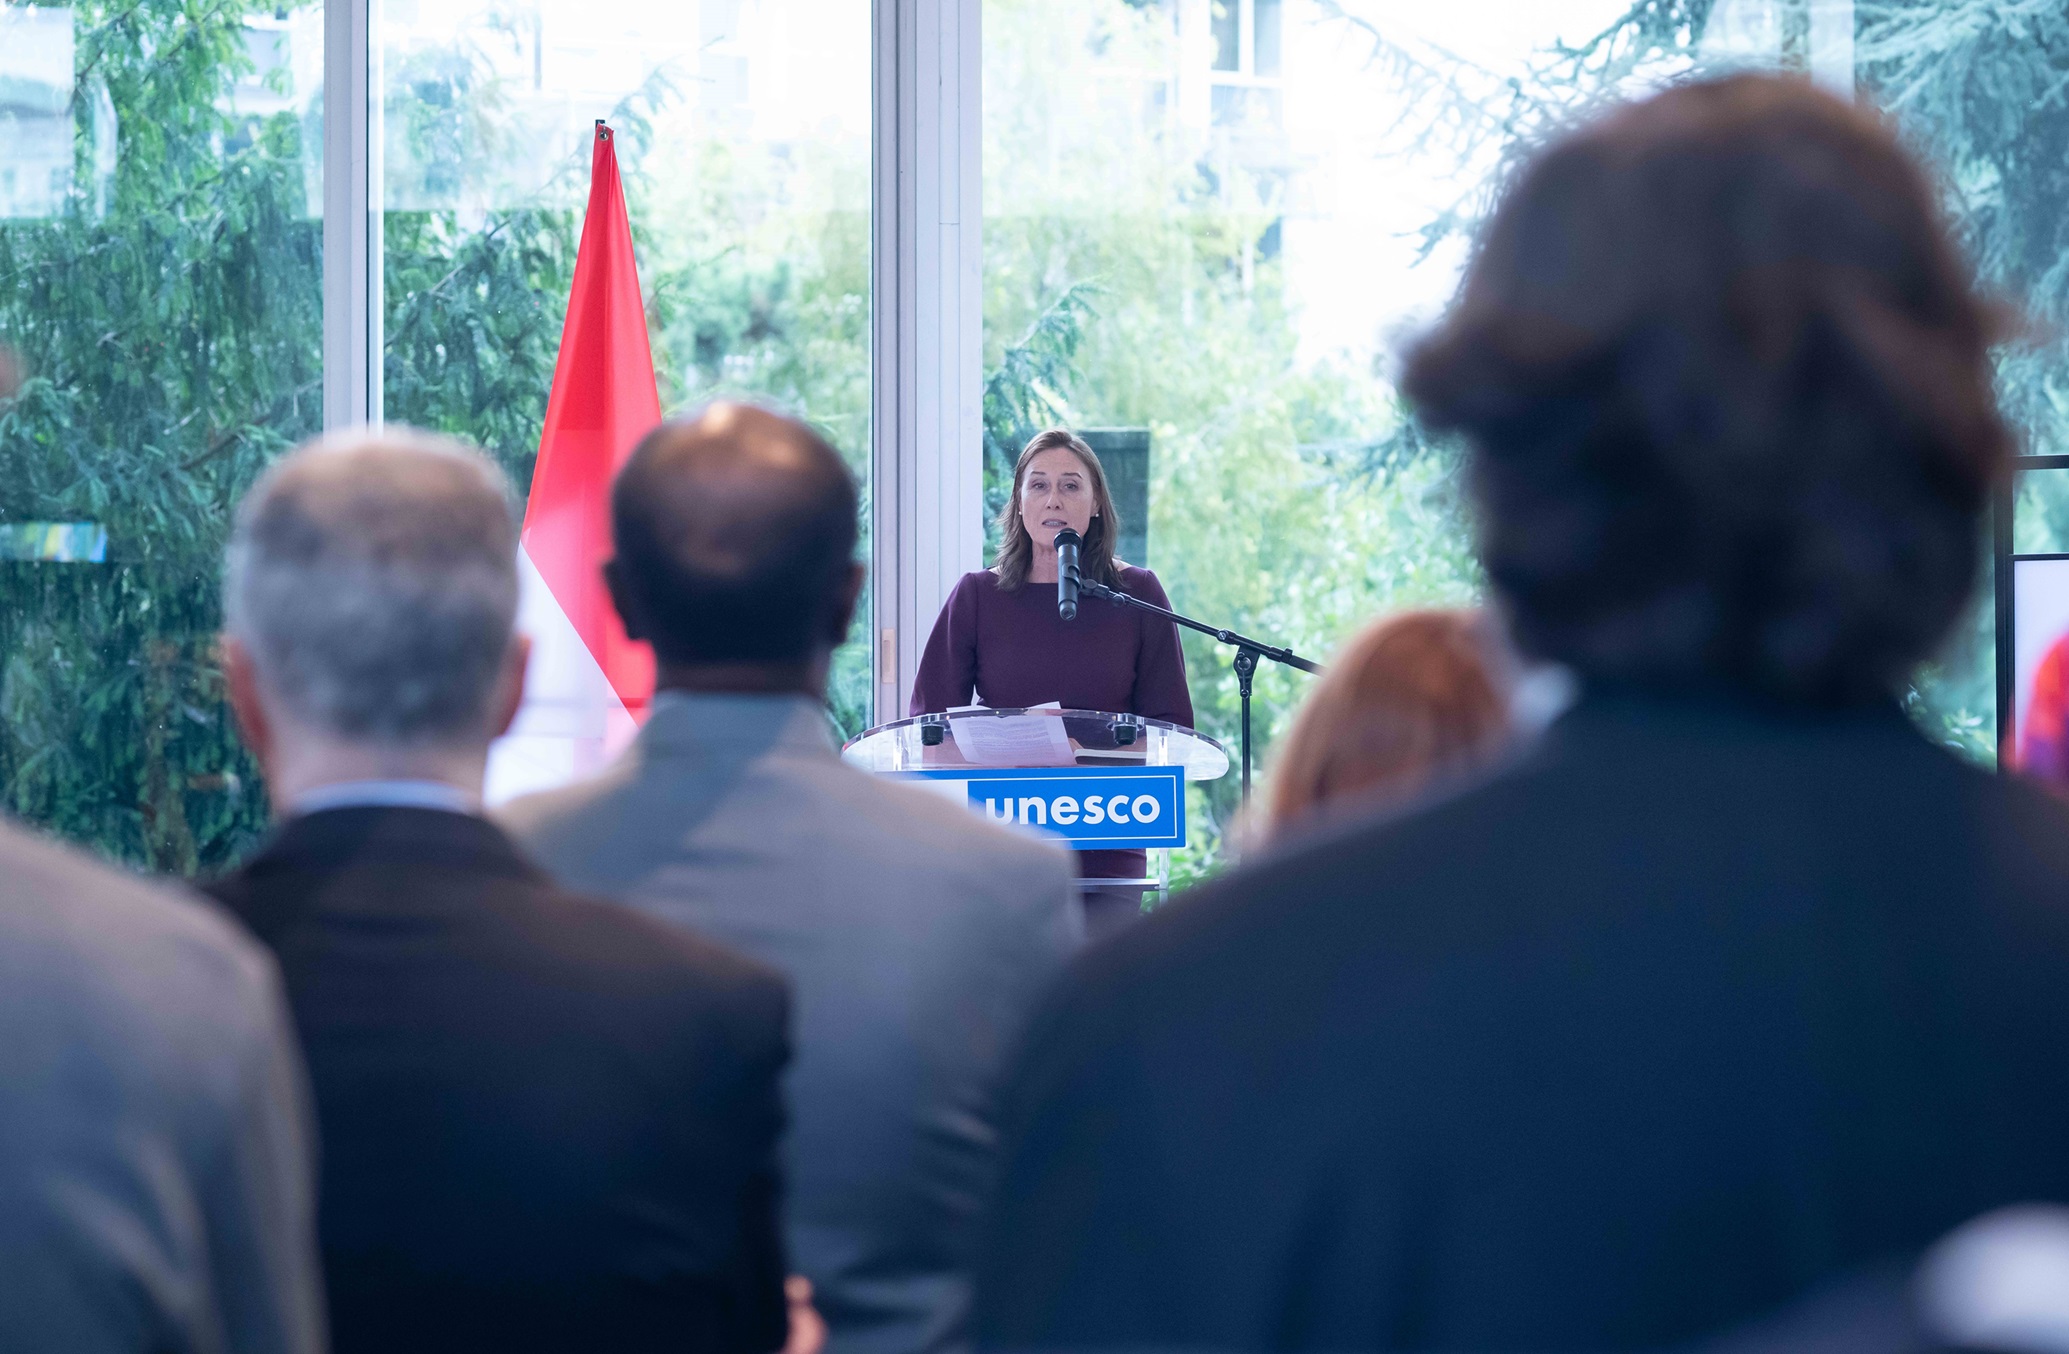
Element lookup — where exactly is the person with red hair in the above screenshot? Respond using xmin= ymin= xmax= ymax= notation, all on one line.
xmin=1262 ymin=609 xmax=1514 ymax=842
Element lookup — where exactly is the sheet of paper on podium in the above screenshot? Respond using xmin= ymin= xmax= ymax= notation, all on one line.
xmin=948 ymin=702 xmax=1077 ymax=767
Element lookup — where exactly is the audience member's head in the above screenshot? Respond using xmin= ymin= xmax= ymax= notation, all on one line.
xmin=223 ymin=428 xmax=525 ymax=802
xmin=1404 ymin=74 xmax=2010 ymax=706
xmin=1265 ymin=609 xmax=1513 ymax=840
xmin=608 ymin=401 xmax=862 ymax=694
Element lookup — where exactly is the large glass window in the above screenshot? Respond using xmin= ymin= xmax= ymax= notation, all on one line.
xmin=0 ymin=0 xmax=324 ymax=872
xmin=378 ymin=0 xmax=873 ymax=756
xmin=4 ymin=0 xmax=2065 ymax=870
xmin=984 ymin=0 xmax=2065 ymax=873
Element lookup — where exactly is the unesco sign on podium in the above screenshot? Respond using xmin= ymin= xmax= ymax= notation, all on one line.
xmin=841 ymin=707 xmax=1229 ymax=857
xmin=896 ymin=765 xmax=1186 ymax=850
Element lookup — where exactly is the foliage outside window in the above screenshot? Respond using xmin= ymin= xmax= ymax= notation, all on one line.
xmin=0 ymin=0 xmax=322 ymax=874
xmin=1 ymin=0 xmax=2064 ymax=877
xmin=0 ymin=0 xmax=871 ymax=873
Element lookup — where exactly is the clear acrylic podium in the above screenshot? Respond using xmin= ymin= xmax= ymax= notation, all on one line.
xmin=841 ymin=708 xmax=1230 ymax=895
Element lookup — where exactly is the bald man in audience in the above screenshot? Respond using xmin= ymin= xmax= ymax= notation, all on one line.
xmin=503 ymin=403 xmax=1079 ymax=1354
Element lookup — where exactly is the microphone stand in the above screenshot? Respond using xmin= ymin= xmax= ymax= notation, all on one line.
xmin=1080 ymin=580 xmax=1320 ymax=802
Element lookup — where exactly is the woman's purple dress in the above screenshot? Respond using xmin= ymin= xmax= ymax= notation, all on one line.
xmin=910 ymin=566 xmax=1196 ymax=887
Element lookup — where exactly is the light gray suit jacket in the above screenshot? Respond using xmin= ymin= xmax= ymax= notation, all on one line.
xmin=0 ymin=819 xmax=325 ymax=1354
xmin=502 ymin=692 xmax=1079 ymax=1354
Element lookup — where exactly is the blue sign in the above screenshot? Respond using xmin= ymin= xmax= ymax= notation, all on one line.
xmin=895 ymin=765 xmax=1186 ymax=849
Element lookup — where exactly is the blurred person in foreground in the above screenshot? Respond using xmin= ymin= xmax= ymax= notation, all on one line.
xmin=974 ymin=74 xmax=2069 ymax=1351
xmin=1261 ymin=608 xmax=1515 ymax=844
xmin=0 ymin=341 xmax=325 ymax=1354
xmin=502 ymin=403 xmax=1079 ymax=1354
xmin=0 ymin=834 xmax=327 ymax=1354
xmin=210 ymin=430 xmax=794 ymax=1353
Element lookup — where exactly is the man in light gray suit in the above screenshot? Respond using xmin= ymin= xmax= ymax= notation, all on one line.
xmin=0 ymin=819 xmax=326 ymax=1354
xmin=503 ymin=403 xmax=1078 ymax=1354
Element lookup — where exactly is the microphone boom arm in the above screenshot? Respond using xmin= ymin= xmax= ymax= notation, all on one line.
xmin=1080 ymin=581 xmax=1320 ymax=674
xmin=1080 ymin=579 xmax=1320 ymax=800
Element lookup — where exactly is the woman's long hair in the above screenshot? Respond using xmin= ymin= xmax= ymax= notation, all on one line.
xmin=1265 ymin=609 xmax=1514 ymax=839
xmin=993 ymin=428 xmax=1123 ymax=593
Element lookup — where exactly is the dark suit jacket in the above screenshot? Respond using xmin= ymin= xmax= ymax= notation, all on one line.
xmin=208 ymin=806 xmax=792 ymax=1354
xmin=975 ymin=690 xmax=2069 ymax=1350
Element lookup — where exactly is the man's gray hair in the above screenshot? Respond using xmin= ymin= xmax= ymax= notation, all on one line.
xmin=224 ymin=428 xmax=520 ymax=746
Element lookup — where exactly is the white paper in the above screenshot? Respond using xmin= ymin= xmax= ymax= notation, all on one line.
xmin=949 ymin=702 xmax=1076 ymax=767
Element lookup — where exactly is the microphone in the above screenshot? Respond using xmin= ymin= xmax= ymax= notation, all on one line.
xmin=1054 ymin=528 xmax=1082 ymax=621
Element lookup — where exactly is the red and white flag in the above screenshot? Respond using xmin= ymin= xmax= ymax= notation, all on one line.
xmin=487 ymin=121 xmax=658 ymax=803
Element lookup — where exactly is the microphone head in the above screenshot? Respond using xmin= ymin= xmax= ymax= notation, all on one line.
xmin=1052 ymin=527 xmax=1082 ymax=550
xmin=1059 ymin=599 xmax=1078 ymax=621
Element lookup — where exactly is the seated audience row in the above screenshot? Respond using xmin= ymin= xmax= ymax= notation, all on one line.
xmin=7 ymin=69 xmax=2069 ymax=1354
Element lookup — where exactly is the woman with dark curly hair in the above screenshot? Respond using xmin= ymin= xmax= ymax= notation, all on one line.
xmin=976 ymin=75 xmax=2069 ymax=1353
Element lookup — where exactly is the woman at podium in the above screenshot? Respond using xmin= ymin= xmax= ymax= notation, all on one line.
xmin=911 ymin=428 xmax=1194 ymax=931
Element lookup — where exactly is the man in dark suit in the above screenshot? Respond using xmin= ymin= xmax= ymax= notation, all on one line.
xmin=209 ymin=428 xmax=795 ymax=1353
xmin=974 ymin=76 xmax=2069 ymax=1351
